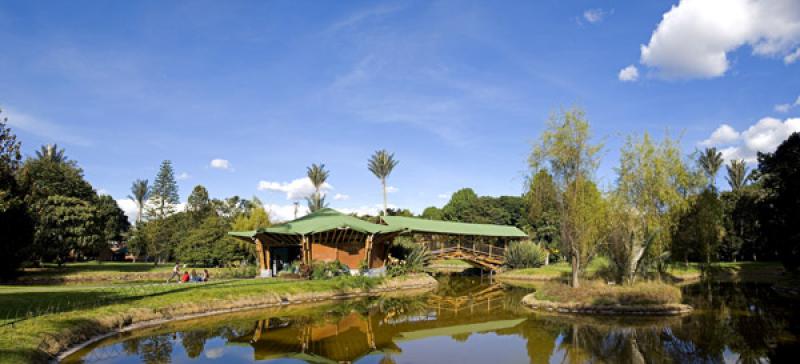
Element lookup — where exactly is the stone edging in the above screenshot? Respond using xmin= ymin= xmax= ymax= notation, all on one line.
xmin=521 ymin=293 xmax=693 ymax=316
xmin=52 ymin=276 xmax=437 ymax=362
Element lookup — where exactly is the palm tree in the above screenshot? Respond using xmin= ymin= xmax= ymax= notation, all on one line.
xmin=128 ymin=179 xmax=150 ymax=225
xmin=698 ymin=147 xmax=723 ymax=188
xmin=726 ymin=159 xmax=750 ymax=191
xmin=35 ymin=144 xmax=68 ymax=163
xmin=368 ymin=149 xmax=399 ymax=216
xmin=306 ymin=163 xmax=329 ymax=212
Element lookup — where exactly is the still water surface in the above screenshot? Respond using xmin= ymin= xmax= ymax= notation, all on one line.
xmin=64 ymin=275 xmax=800 ymax=363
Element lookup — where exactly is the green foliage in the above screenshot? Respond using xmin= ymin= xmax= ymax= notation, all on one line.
xmin=421 ymin=206 xmax=443 ymax=220
xmin=757 ymin=132 xmax=800 ymax=271
xmin=310 ymin=260 xmax=350 ymax=280
xmin=387 ymin=244 xmax=430 ymax=276
xmin=186 ymin=185 xmax=212 ymax=220
xmin=721 ymin=186 xmax=766 ymax=261
xmin=0 ymin=113 xmax=33 ymax=278
xmin=726 ymin=159 xmax=751 ymax=191
xmin=504 ymin=241 xmax=546 ymax=269
xmin=673 ymin=188 xmax=724 ymax=270
xmin=128 ymin=179 xmax=150 ymax=225
xmin=603 ymin=197 xmax=661 ymax=284
xmin=368 ymin=149 xmax=399 ymax=215
xmin=528 ymin=107 xmax=603 ymax=287
xmin=698 ymin=147 xmax=724 ymax=188
xmin=439 ymin=188 xmax=530 ymax=229
xmin=147 ymin=160 xmax=179 ymax=219
xmin=35 ymin=195 xmax=100 ymax=264
xmin=305 ymin=163 xmax=330 ymax=213
xmin=94 ymin=194 xmax=130 ymax=244
xmin=176 ymin=215 xmax=244 ymax=267
xmin=525 ymin=169 xmax=560 ymax=252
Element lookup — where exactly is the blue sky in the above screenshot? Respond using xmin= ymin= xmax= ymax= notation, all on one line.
xmin=1 ymin=0 xmax=799 ymax=221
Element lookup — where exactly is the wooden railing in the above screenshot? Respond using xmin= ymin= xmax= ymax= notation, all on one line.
xmin=423 ymin=240 xmax=505 ymax=261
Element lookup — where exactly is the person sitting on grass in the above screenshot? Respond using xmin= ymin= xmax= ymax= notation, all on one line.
xmin=180 ymin=271 xmax=190 ymax=283
xmin=202 ymin=269 xmax=210 ymax=282
xmin=167 ymin=261 xmax=181 ymax=283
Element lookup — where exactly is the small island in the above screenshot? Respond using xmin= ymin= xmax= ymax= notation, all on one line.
xmin=521 ymin=281 xmax=692 ymax=315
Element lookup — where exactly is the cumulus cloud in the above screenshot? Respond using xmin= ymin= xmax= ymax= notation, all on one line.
xmin=338 ymin=204 xmax=397 ymax=217
xmin=701 ymin=117 xmax=800 ymax=163
xmin=209 ymin=159 xmax=232 ymax=170
xmin=639 ymin=0 xmax=800 ymax=79
xmin=333 ymin=193 xmax=350 ymax=201
xmin=618 ymin=65 xmax=639 ymax=82
xmin=774 ymin=95 xmax=800 ymax=113
xmin=386 ymin=186 xmax=399 ymax=193
xmin=583 ymin=9 xmax=610 ymax=24
xmin=258 ymin=177 xmax=333 ymax=200
xmin=264 ymin=203 xmax=308 ymax=222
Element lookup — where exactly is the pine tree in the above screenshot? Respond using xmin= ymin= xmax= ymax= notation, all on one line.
xmin=148 ymin=160 xmax=179 ymax=220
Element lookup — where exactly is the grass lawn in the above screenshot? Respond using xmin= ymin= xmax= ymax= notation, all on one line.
xmin=499 ymin=257 xmax=609 ymax=280
xmin=429 ymin=259 xmax=473 ymax=267
xmin=665 ymin=261 xmax=784 ymax=282
xmin=12 ymin=261 xmax=256 ymax=284
xmin=0 ymin=274 xmax=422 ymax=363
xmin=533 ymin=280 xmax=683 ymax=306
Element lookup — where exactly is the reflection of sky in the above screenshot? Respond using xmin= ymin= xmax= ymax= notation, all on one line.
xmin=390 ymin=333 xmax=529 ymax=364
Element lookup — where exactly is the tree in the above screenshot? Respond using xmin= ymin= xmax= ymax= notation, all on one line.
xmin=698 ymin=147 xmax=724 ymax=189
xmin=128 ymin=179 xmax=150 ymax=225
xmin=187 ymin=185 xmax=213 ymax=221
xmin=177 ymin=215 xmax=243 ymax=266
xmin=34 ymin=195 xmax=100 ymax=264
xmin=525 ymin=169 xmax=560 ymax=263
xmin=148 ymin=160 xmax=179 ymax=219
xmin=672 ymin=188 xmax=724 ymax=271
xmin=529 ymin=108 xmax=603 ymax=287
xmin=421 ymin=206 xmax=443 ymax=220
xmin=368 ymin=149 xmax=399 ymax=216
xmin=229 ymin=198 xmax=271 ymax=263
xmin=725 ymin=159 xmax=750 ymax=191
xmin=614 ymin=133 xmax=700 ymax=275
xmin=757 ymin=132 xmax=800 ymax=271
xmin=35 ymin=144 xmax=69 ymax=164
xmin=604 ymin=196 xmax=658 ymax=284
xmin=305 ymin=163 xmax=329 ymax=212
xmin=441 ymin=188 xmax=483 ymax=222
xmin=0 ymin=112 xmax=33 ymax=278
xmin=94 ymin=194 xmax=131 ymax=249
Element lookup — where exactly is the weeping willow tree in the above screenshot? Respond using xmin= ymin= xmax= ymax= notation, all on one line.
xmin=529 ymin=107 xmax=605 ymax=288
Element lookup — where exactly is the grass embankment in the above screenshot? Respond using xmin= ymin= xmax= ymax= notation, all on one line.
xmin=498 ymin=257 xmax=609 ymax=282
xmin=522 ymin=280 xmax=691 ymax=315
xmin=0 ymin=274 xmax=437 ymax=363
xmin=665 ymin=261 xmax=784 ymax=282
xmin=11 ymin=262 xmax=256 ymax=285
xmin=427 ymin=259 xmax=473 ymax=272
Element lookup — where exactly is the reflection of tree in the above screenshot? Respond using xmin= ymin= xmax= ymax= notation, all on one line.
xmin=121 ymin=337 xmax=141 ymax=355
xmin=517 ymin=318 xmax=561 ymax=364
xmin=451 ymin=332 xmax=471 ymax=342
xmin=139 ymin=335 xmax=172 ymax=364
xmin=180 ymin=330 xmax=209 ymax=358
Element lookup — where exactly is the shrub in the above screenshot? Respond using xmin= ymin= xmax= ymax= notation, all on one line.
xmin=386 ymin=244 xmax=431 ymax=277
xmin=504 ymin=241 xmax=546 ymax=269
xmin=310 ymin=260 xmax=350 ymax=280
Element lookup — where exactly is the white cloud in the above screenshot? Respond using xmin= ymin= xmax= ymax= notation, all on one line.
xmin=618 ymin=65 xmax=639 ymax=82
xmin=701 ymin=117 xmax=800 ymax=163
xmin=116 ymin=199 xmax=139 ymax=224
xmin=264 ymin=203 xmax=309 ymax=222
xmin=258 ymin=177 xmax=333 ymax=200
xmin=774 ymin=95 xmax=800 ymax=112
xmin=785 ymin=48 xmax=800 ymax=64
xmin=386 ymin=186 xmax=399 ymax=193
xmin=583 ymin=9 xmax=610 ymax=24
xmin=333 ymin=193 xmax=350 ymax=201
xmin=437 ymin=193 xmax=450 ymax=200
xmin=338 ymin=204 xmax=397 ymax=217
xmin=210 ymin=159 xmax=232 ymax=170
xmin=3 ymin=108 xmax=90 ymax=146
xmin=639 ymin=0 xmax=800 ymax=79
xmin=701 ymin=124 xmax=740 ymax=146
xmin=176 ymin=172 xmax=191 ymax=180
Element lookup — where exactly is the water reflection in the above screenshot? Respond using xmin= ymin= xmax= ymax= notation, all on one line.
xmin=65 ymin=277 xmax=800 ymax=363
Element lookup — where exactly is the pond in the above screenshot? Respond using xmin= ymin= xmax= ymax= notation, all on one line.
xmin=64 ymin=275 xmax=800 ymax=363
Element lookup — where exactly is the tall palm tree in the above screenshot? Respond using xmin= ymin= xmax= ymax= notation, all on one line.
xmin=128 ymin=179 xmax=150 ymax=225
xmin=725 ymin=159 xmax=750 ymax=191
xmin=35 ymin=144 xmax=68 ymax=163
xmin=368 ymin=149 xmax=399 ymax=216
xmin=306 ymin=163 xmax=329 ymax=212
xmin=698 ymin=147 xmax=723 ymax=189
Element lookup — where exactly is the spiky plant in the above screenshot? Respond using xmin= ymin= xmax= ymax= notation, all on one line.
xmin=306 ymin=163 xmax=329 ymax=212
xmin=35 ymin=144 xmax=69 ymax=163
xmin=403 ymin=244 xmax=431 ymax=273
xmin=504 ymin=241 xmax=545 ymax=269
xmin=725 ymin=159 xmax=750 ymax=191
xmin=698 ymin=147 xmax=724 ymax=188
xmin=128 ymin=179 xmax=150 ymax=225
xmin=368 ymin=150 xmax=399 ymax=216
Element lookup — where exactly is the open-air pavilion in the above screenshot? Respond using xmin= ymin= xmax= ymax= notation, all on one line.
xmin=228 ymin=209 xmax=530 ymax=276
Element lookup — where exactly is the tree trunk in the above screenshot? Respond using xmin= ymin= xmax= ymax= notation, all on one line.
xmin=571 ymin=254 xmax=580 ymax=288
xmin=381 ymin=178 xmax=388 ymax=216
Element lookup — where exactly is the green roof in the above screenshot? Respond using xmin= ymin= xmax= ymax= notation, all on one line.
xmin=382 ymin=215 xmax=528 ymax=238
xmin=382 ymin=216 xmax=528 ymax=238
xmin=228 ymin=208 xmax=403 ymax=238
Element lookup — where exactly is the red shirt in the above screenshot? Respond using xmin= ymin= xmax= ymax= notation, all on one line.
xmin=181 ymin=273 xmax=190 ymax=283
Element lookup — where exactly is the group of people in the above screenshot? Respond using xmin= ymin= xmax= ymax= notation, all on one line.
xmin=167 ymin=262 xmax=210 ymax=283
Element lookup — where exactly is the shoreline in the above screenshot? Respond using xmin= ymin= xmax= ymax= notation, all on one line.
xmin=48 ymin=275 xmax=437 ymax=362
xmin=521 ymin=293 xmax=693 ymax=316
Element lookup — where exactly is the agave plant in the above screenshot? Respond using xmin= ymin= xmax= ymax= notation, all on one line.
xmin=504 ymin=241 xmax=546 ymax=269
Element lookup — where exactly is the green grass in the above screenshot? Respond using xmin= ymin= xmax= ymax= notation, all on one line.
xmin=500 ymin=257 xmax=609 ymax=279
xmin=665 ymin=261 xmax=783 ymax=281
xmin=429 ymin=259 xmax=473 ymax=267
xmin=0 ymin=275 xmax=390 ymax=363
xmin=533 ymin=280 xmax=682 ymax=306
xmin=13 ymin=262 xmax=257 ymax=284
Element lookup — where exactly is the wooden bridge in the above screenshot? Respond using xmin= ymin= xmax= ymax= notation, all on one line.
xmin=423 ymin=240 xmax=505 ymax=271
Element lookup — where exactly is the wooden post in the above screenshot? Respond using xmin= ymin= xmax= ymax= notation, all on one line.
xmin=364 ymin=234 xmax=374 ymax=269
xmin=489 ymin=244 xmax=493 ymax=257
xmin=255 ymin=238 xmax=266 ymax=273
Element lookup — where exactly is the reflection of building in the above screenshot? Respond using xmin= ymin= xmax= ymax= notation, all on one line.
xmin=228 ymin=287 xmax=527 ymax=363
